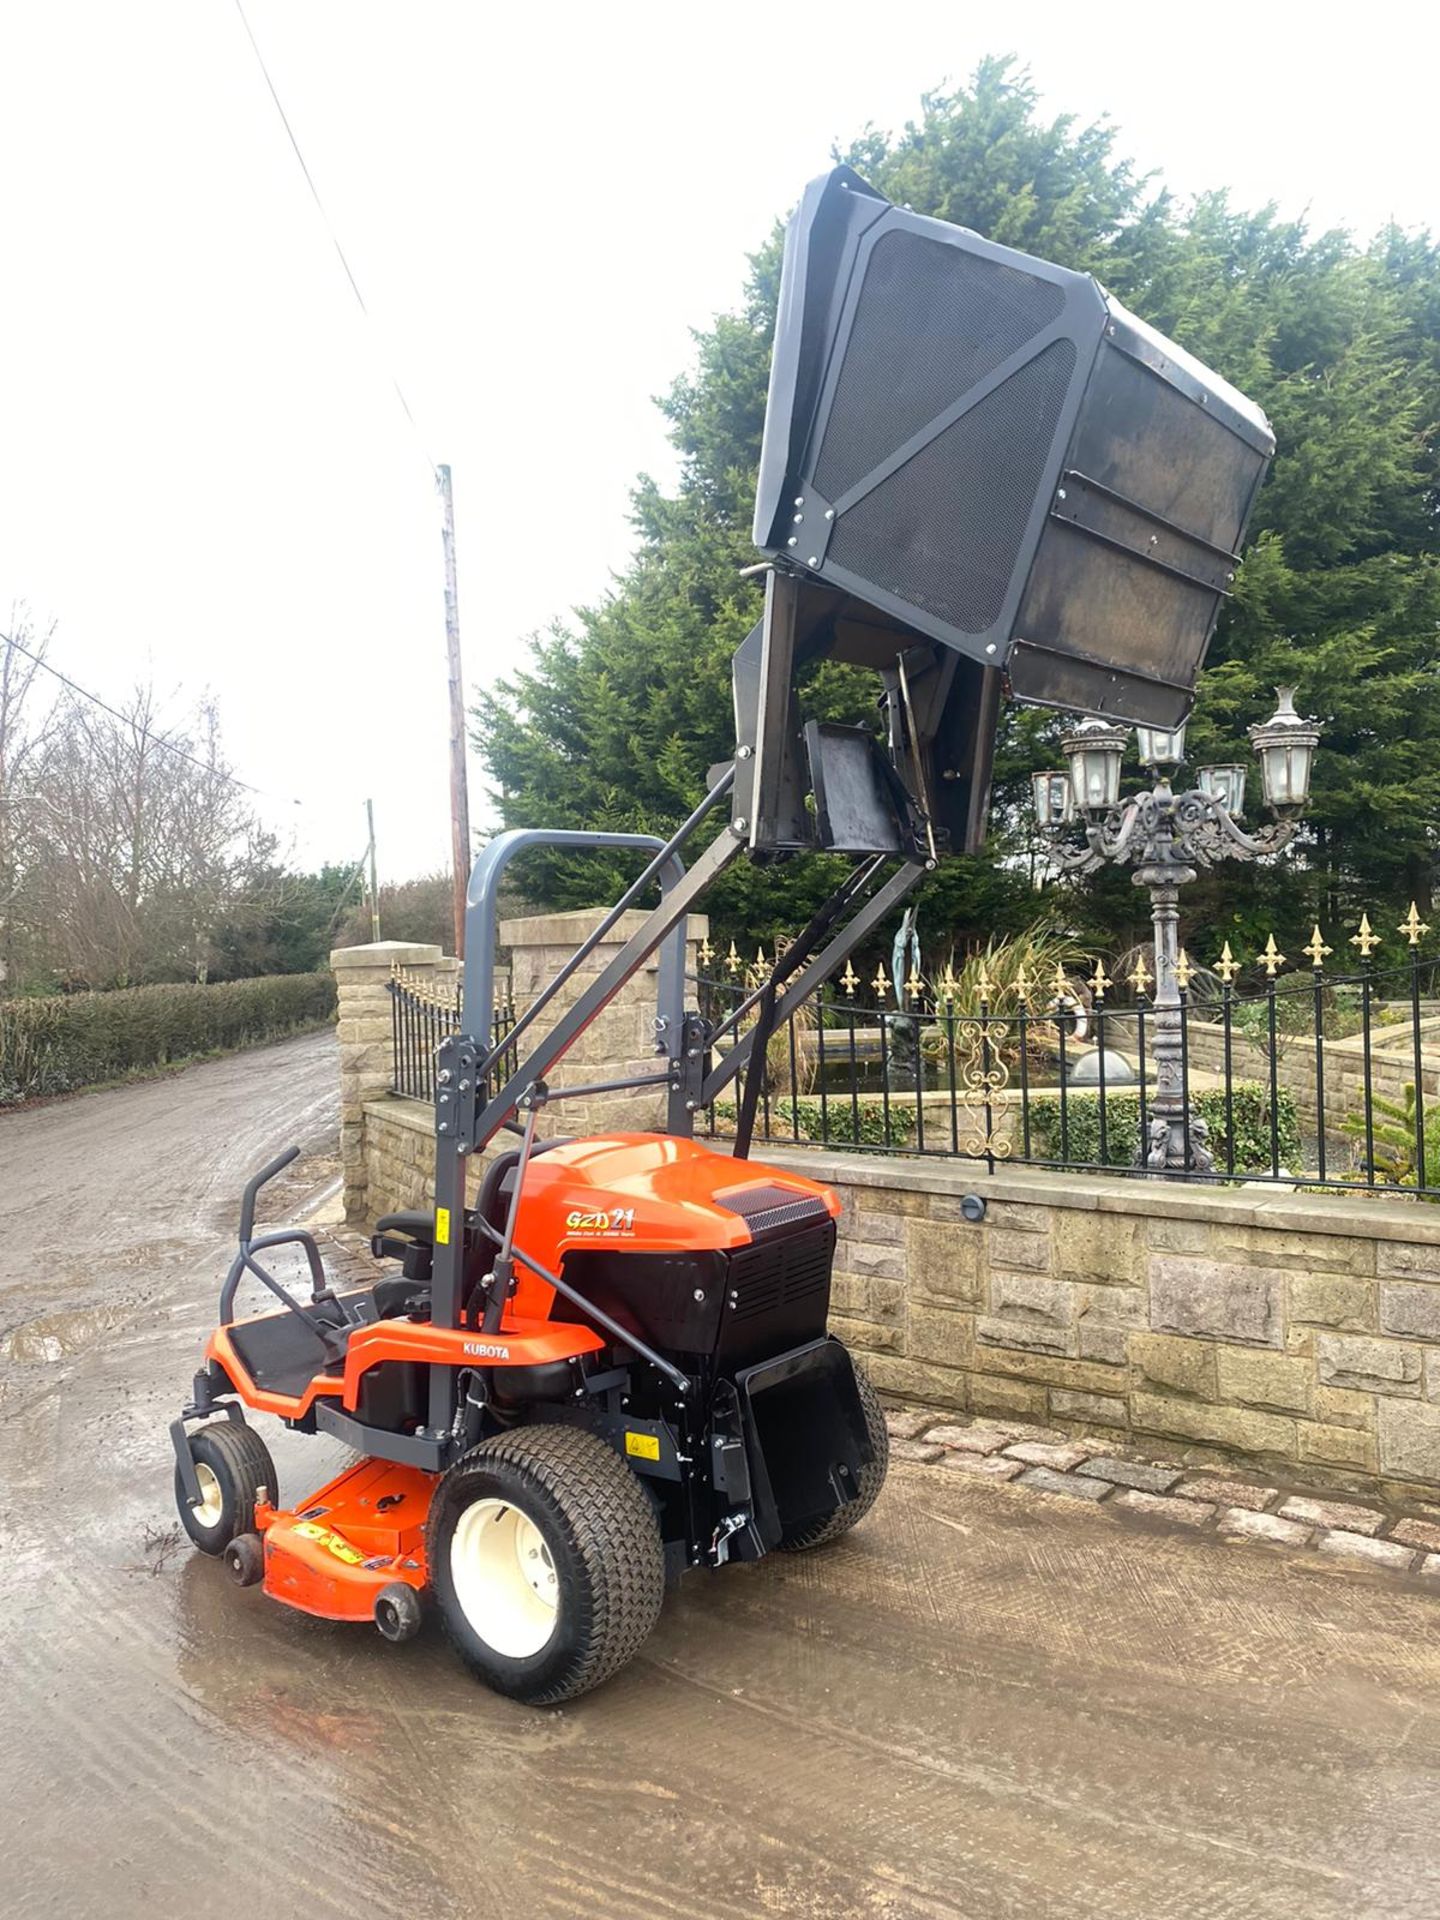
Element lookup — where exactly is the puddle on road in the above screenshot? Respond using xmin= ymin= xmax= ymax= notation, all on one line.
xmin=0 ymin=1299 xmax=137 ymax=1362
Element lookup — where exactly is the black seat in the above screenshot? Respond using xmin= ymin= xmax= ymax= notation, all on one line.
xmin=369 ymin=1140 xmax=573 ymax=1323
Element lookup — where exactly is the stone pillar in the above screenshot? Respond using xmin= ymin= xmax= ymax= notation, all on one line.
xmin=499 ymin=909 xmax=709 ymax=1138
xmin=331 ymin=940 xmax=447 ymax=1220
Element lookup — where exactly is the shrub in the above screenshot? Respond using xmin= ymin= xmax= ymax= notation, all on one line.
xmin=0 ymin=973 xmax=336 ymax=1105
xmin=1026 ymin=1081 xmax=1300 ymax=1174
xmin=710 ymin=1098 xmax=917 ymax=1152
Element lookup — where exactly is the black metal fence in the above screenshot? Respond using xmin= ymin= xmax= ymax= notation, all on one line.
xmin=389 ymin=970 xmax=517 ymax=1107
xmin=386 ymin=928 xmax=1440 ymax=1200
xmin=696 ymin=931 xmax=1440 ymax=1198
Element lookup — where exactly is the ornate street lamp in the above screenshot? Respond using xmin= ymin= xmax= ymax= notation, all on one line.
xmin=1196 ymin=762 xmax=1247 ymax=818
xmin=1035 ymin=687 xmax=1321 ymax=1173
xmin=1030 ymin=768 xmax=1074 ymax=830
xmin=1134 ymin=720 xmax=1186 ymax=771
xmin=1248 ymin=687 xmax=1321 ymax=811
xmin=1059 ymin=716 xmax=1130 ymax=813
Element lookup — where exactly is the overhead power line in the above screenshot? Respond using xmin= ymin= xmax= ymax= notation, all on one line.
xmin=230 ymin=0 xmax=437 ymax=479
xmin=0 ymin=629 xmax=303 ymax=807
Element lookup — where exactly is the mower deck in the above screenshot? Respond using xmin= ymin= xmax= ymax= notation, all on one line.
xmin=256 ymin=1458 xmax=433 ymax=1622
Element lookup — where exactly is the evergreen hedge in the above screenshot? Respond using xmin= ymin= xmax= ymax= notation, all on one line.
xmin=1026 ymin=1083 xmax=1301 ymax=1174
xmin=0 ymin=973 xmax=336 ymax=1105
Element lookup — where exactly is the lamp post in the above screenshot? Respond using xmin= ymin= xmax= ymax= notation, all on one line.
xmin=1033 ymin=690 xmax=1321 ymax=1173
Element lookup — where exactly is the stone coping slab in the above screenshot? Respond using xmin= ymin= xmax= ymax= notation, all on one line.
xmin=760 ymin=1145 xmax=1440 ymax=1247
xmin=331 ymin=939 xmax=443 ymax=970
xmin=364 ymin=1107 xmax=1440 ymax=1246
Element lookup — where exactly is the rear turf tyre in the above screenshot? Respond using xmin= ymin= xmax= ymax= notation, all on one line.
xmin=428 ymin=1423 xmax=665 ymax=1705
xmin=175 ymin=1421 xmax=277 ymax=1556
xmin=779 ymin=1365 xmax=889 ymax=1552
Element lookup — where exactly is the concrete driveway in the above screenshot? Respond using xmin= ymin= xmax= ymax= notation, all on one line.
xmin=3 ymin=1035 xmax=1439 ymax=1918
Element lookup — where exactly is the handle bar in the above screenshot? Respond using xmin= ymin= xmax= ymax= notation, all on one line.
xmin=239 ymin=1144 xmax=300 ymax=1248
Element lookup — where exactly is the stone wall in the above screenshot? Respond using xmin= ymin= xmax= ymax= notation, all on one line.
xmin=339 ymin=918 xmax=1440 ymax=1505
xmin=753 ymin=1146 xmax=1440 ymax=1505
xmin=331 ymin=939 xmax=458 ymax=1221
xmin=336 ymin=908 xmax=706 ymax=1222
xmin=1186 ymin=1016 xmax=1440 ymax=1144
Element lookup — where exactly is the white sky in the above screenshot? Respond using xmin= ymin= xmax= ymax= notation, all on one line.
xmin=2 ymin=2 xmax=1437 ymax=881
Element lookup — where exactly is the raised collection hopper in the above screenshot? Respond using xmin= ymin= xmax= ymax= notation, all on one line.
xmin=740 ymin=165 xmax=1274 ymax=857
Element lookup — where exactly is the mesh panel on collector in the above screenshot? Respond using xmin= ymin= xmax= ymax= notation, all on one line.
xmin=813 ymin=231 xmax=1066 ymax=502
xmin=828 ymin=338 xmax=1076 ymax=633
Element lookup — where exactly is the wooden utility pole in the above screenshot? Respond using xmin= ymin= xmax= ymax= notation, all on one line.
xmin=438 ymin=464 xmax=471 ymax=958
xmin=366 ymin=796 xmax=381 ymax=942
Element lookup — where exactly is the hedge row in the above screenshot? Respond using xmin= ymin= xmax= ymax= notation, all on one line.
xmin=0 ymin=972 xmax=337 ymax=1105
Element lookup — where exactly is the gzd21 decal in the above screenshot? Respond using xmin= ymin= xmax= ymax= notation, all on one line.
xmin=564 ymin=1207 xmax=636 ymax=1237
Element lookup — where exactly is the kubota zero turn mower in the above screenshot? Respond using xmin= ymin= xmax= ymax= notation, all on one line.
xmin=170 ymin=165 xmax=1275 ymax=1702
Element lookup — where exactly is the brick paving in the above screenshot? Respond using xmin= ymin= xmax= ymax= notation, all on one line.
xmin=885 ymin=1404 xmax=1440 ymax=1584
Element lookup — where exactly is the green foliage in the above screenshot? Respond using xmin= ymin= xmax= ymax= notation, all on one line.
xmin=924 ymin=919 xmax=1091 ymax=1017
xmin=1229 ymin=982 xmax=1364 ymax=1043
xmin=473 ymin=54 xmax=1440 ymax=960
xmin=710 ymin=1098 xmax=916 ymax=1152
xmin=1026 ymin=1082 xmax=1301 ymax=1174
xmin=0 ymin=973 xmax=336 ymax=1105
xmin=1344 ymin=1081 xmax=1440 ymax=1191
xmin=209 ymin=865 xmax=360 ymax=981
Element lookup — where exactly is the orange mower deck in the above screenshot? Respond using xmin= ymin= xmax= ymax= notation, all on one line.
xmin=256 ymin=1458 xmax=434 ymax=1623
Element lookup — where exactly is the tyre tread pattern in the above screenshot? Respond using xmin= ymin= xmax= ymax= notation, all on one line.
xmin=176 ymin=1419 xmax=278 ymax=1552
xmin=429 ymin=1422 xmax=665 ymax=1705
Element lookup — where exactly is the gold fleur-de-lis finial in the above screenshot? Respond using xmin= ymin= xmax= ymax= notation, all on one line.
xmin=1350 ymin=913 xmax=1380 ymax=960
xmin=906 ymin=966 xmax=926 ymax=1004
xmin=1090 ymin=958 xmax=1112 ymax=998
xmin=755 ymin=945 xmax=768 ymax=972
xmin=1052 ymin=961 xmax=1070 ymax=1000
xmin=939 ymin=963 xmax=959 ymax=1005
xmin=1259 ymin=933 xmax=1286 ymax=978
xmin=975 ymin=960 xmax=995 ymax=1003
xmin=698 ymin=935 xmax=713 ymax=971
xmin=725 ymin=940 xmax=741 ymax=977
xmin=1303 ymin=924 xmax=1332 ymax=969
xmin=1174 ymin=949 xmax=1194 ymax=992
xmin=840 ymin=959 xmax=858 ymax=998
xmin=871 ymin=961 xmax=891 ymax=1002
xmin=1129 ymin=951 xmax=1153 ymax=997
xmin=1400 ymin=902 xmax=1430 ymax=947
xmin=1214 ymin=940 xmax=1240 ymax=985
xmin=1014 ymin=962 xmax=1031 ymax=1005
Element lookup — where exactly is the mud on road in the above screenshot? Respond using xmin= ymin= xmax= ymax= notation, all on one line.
xmin=0 ymin=1029 xmax=340 ymax=1366
xmin=4 ymin=1033 xmax=1440 ymax=1918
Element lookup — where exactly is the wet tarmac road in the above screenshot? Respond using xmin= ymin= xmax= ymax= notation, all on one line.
xmin=4 ymin=1036 xmax=1440 ymax=1917
xmin=0 ymin=1028 xmax=340 ymax=1352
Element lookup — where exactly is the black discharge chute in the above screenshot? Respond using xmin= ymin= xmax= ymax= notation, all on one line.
xmin=736 ymin=165 xmax=1275 ymax=859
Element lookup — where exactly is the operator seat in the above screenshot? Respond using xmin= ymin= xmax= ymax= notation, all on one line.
xmin=369 ymin=1139 xmax=573 ymax=1322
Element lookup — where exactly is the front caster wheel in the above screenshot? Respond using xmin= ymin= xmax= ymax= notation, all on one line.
xmin=374 ymin=1582 xmax=422 ymax=1643
xmin=428 ymin=1424 xmax=665 ymax=1705
xmin=175 ymin=1421 xmax=277 ymax=1556
xmin=224 ymin=1532 xmax=264 ymax=1586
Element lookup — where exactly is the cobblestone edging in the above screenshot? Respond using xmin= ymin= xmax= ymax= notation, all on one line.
xmin=885 ymin=1406 xmax=1440 ymax=1580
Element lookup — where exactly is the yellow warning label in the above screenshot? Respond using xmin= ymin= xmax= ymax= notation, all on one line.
xmin=435 ymin=1207 xmax=451 ymax=1246
xmin=293 ymin=1521 xmax=366 ymax=1565
xmin=625 ymin=1431 xmax=661 ymax=1461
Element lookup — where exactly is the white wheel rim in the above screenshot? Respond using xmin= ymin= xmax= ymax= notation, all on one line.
xmin=193 ymin=1462 xmax=224 ymax=1529
xmin=450 ymin=1498 xmax=559 ymax=1659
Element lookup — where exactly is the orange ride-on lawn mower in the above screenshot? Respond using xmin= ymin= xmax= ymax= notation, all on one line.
xmin=169 ymin=164 xmax=1274 ymax=1703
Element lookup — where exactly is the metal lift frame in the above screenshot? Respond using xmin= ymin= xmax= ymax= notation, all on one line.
xmin=421 ymin=576 xmax=937 ymax=1441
